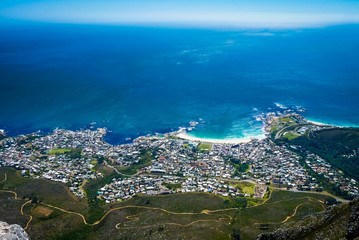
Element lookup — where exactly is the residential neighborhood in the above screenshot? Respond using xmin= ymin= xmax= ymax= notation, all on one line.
xmin=0 ymin=120 xmax=358 ymax=203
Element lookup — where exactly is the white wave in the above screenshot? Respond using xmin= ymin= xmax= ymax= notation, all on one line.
xmin=274 ymin=102 xmax=287 ymax=109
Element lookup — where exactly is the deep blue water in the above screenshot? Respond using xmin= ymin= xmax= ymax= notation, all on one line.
xmin=0 ymin=24 xmax=359 ymax=143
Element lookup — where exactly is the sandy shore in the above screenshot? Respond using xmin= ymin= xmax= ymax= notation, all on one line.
xmin=176 ymin=131 xmax=265 ymax=144
xmin=307 ymin=119 xmax=358 ymax=128
xmin=306 ymin=120 xmax=331 ymax=126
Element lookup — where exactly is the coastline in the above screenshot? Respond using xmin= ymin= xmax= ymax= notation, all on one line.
xmin=306 ymin=118 xmax=359 ymax=128
xmin=175 ymin=113 xmax=358 ymax=144
xmin=176 ymin=131 xmax=266 ymax=144
xmin=2 ymin=113 xmax=357 ymax=146
xmin=306 ymin=120 xmax=331 ymax=126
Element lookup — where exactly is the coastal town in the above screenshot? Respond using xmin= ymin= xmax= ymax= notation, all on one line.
xmin=0 ymin=112 xmax=358 ymax=203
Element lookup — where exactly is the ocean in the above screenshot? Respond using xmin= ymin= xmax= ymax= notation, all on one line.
xmin=0 ymin=23 xmax=359 ymax=144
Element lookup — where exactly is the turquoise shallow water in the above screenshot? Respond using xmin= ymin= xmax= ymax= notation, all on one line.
xmin=0 ymin=24 xmax=359 ymax=143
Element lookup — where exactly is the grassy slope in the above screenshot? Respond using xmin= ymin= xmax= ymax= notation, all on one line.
xmin=0 ymin=167 xmax=88 ymax=214
xmin=0 ymin=191 xmax=28 ymax=226
xmin=0 ymin=167 xmax=331 ymax=240
xmin=258 ymin=198 xmax=359 ymax=240
xmin=237 ymin=191 xmax=326 ymax=239
xmin=95 ymin=191 xmax=328 ymax=240
xmin=83 ymin=165 xmax=120 ymax=223
xmin=290 ymin=128 xmax=359 ymax=180
xmin=0 ymin=168 xmax=87 ymax=240
xmin=283 ymin=132 xmax=300 ymax=140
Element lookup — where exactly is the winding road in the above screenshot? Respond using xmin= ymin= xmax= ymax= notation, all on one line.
xmin=0 ymin=172 xmax=331 ymax=234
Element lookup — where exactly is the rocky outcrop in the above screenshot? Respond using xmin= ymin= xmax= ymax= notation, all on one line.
xmin=0 ymin=131 xmax=6 ymax=141
xmin=0 ymin=221 xmax=30 ymax=240
xmin=257 ymin=198 xmax=359 ymax=240
xmin=346 ymin=198 xmax=359 ymax=240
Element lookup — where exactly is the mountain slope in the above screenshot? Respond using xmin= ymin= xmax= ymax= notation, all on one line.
xmin=257 ymin=198 xmax=359 ymax=240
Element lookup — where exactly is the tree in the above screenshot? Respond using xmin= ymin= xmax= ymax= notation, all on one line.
xmin=231 ymin=228 xmax=241 ymax=240
xmin=325 ymin=197 xmax=338 ymax=206
xmin=236 ymin=198 xmax=247 ymax=209
xmin=97 ymin=156 xmax=105 ymax=165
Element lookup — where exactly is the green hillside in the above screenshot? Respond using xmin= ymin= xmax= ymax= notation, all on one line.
xmin=289 ymin=128 xmax=359 ymax=180
xmin=0 ymin=167 xmax=333 ymax=240
xmin=258 ymin=197 xmax=359 ymax=240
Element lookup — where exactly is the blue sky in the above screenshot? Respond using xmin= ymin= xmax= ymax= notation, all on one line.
xmin=1 ymin=0 xmax=359 ymax=28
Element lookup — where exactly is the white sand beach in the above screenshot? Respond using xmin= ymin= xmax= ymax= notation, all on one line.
xmin=306 ymin=120 xmax=331 ymax=126
xmin=176 ymin=131 xmax=265 ymax=144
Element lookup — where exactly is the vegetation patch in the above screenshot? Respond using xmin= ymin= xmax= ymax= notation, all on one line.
xmin=242 ymin=185 xmax=255 ymax=195
xmin=271 ymin=125 xmax=279 ymax=132
xmin=230 ymin=158 xmax=249 ymax=175
xmin=17 ymin=135 xmax=42 ymax=145
xmin=83 ymin=167 xmax=119 ymax=223
xmin=163 ymin=183 xmax=182 ymax=190
xmin=280 ymin=127 xmax=359 ymax=191
xmin=283 ymin=132 xmax=300 ymax=140
xmin=228 ymin=181 xmax=255 ymax=195
xmin=49 ymin=148 xmax=73 ymax=154
xmin=280 ymin=117 xmax=293 ymax=123
xmin=197 ymin=143 xmax=212 ymax=151
xmin=0 ymin=170 xmax=333 ymax=240
xmin=0 ymin=167 xmax=88 ymax=214
xmin=0 ymin=192 xmax=29 ymax=227
xmin=119 ymin=149 xmax=153 ymax=175
xmin=48 ymin=148 xmax=82 ymax=159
